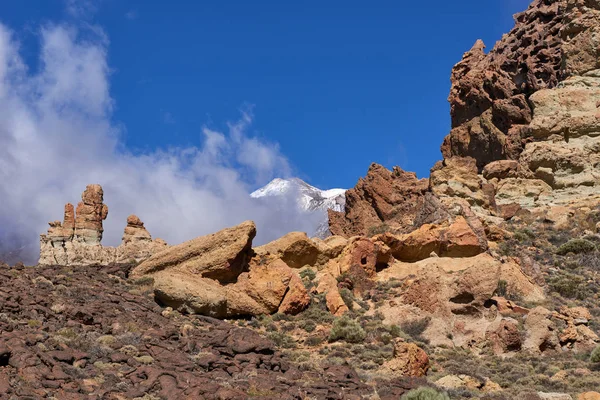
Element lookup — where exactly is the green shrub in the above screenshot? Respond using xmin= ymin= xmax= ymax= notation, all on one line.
xmin=401 ymin=317 xmax=431 ymax=342
xmin=556 ymin=239 xmax=597 ymax=255
xmin=367 ymin=223 xmax=391 ymax=236
xmin=401 ymin=387 xmax=450 ymax=400
xmin=329 ymin=316 xmax=366 ymax=343
xmin=299 ymin=319 xmax=316 ymax=333
xmin=591 ymin=345 xmax=600 ymax=363
xmin=267 ymin=332 xmax=296 ymax=348
xmin=339 ymin=288 xmax=355 ymax=311
xmin=548 ymin=271 xmax=587 ymax=299
xmin=495 ymin=280 xmax=508 ymax=297
xmin=299 ymin=268 xmax=316 ymax=281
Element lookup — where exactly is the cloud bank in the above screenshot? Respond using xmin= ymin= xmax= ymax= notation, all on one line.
xmin=0 ymin=23 xmax=323 ymax=264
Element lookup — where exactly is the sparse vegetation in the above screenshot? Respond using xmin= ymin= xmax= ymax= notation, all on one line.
xmin=329 ymin=316 xmax=366 ymax=343
xmin=591 ymin=345 xmax=600 ymax=363
xmin=401 ymin=387 xmax=450 ymax=400
xmin=556 ymin=239 xmax=597 ymax=255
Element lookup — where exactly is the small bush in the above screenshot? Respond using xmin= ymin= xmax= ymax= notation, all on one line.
xmin=591 ymin=345 xmax=600 ymax=363
xmin=548 ymin=271 xmax=587 ymax=299
xmin=267 ymin=332 xmax=296 ymax=349
xmin=556 ymin=239 xmax=597 ymax=255
xmin=339 ymin=288 xmax=355 ymax=311
xmin=367 ymin=223 xmax=391 ymax=236
xmin=299 ymin=319 xmax=316 ymax=333
xmin=401 ymin=317 xmax=431 ymax=342
xmin=329 ymin=316 xmax=366 ymax=343
xmin=299 ymin=268 xmax=316 ymax=282
xmin=401 ymin=387 xmax=450 ymax=400
xmin=495 ymin=280 xmax=508 ymax=297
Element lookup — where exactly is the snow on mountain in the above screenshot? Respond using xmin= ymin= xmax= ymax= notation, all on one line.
xmin=250 ymin=178 xmax=346 ymax=238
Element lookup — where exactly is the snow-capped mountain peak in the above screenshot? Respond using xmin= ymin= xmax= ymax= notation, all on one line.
xmin=251 ymin=178 xmax=346 ymax=213
xmin=250 ymin=178 xmax=346 ymax=238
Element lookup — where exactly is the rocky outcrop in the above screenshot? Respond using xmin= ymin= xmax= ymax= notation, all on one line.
xmin=381 ymin=340 xmax=429 ymax=377
xmin=131 ymin=222 xmax=310 ymax=318
xmin=441 ymin=1 xmax=568 ymax=168
xmin=254 ymin=232 xmax=320 ymax=269
xmin=39 ymin=186 xmax=167 ymax=266
xmin=328 ymin=164 xmax=429 ymax=237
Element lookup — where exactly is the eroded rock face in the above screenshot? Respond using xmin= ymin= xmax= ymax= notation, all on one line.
xmin=381 ymin=340 xmax=429 ymax=378
xmin=131 ymin=221 xmax=256 ymax=284
xmin=132 ymin=222 xmax=310 ymax=318
xmin=441 ymin=1 xmax=568 ymax=168
xmin=328 ymin=163 xmax=429 ymax=237
xmin=39 ymin=186 xmax=166 ymax=266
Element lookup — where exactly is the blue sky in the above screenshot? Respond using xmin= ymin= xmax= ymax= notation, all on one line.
xmin=0 ymin=0 xmax=533 ymax=262
xmin=4 ymin=0 xmax=530 ymax=189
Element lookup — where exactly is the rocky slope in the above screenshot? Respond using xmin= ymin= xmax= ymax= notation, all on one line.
xmin=3 ymin=0 xmax=600 ymax=399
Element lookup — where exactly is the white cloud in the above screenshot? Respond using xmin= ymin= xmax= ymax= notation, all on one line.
xmin=0 ymin=23 xmax=321 ymax=264
xmin=125 ymin=10 xmax=138 ymax=20
xmin=65 ymin=0 xmax=98 ymax=19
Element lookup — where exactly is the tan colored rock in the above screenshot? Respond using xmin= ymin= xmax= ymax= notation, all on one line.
xmin=430 ymin=156 xmax=484 ymax=205
xmin=39 ymin=186 xmax=166 ymax=266
xmin=255 ymin=232 xmax=319 ymax=268
xmin=74 ymin=184 xmax=108 ymax=244
xmin=330 ymin=237 xmax=391 ymax=278
xmin=538 ymin=393 xmax=573 ymax=400
xmin=131 ymin=221 xmax=256 ymax=284
xmin=483 ymin=160 xmax=519 ymax=180
xmin=382 ymin=340 xmax=429 ymax=377
xmin=117 ymin=215 xmax=168 ymax=262
xmin=278 ymin=273 xmax=310 ymax=315
xmin=312 ymin=235 xmax=348 ymax=265
xmin=485 ymin=318 xmax=521 ymax=354
xmin=578 ymin=392 xmax=600 ymax=400
xmin=380 ymin=253 xmax=544 ymax=316
xmin=377 ymin=216 xmax=485 ymax=262
xmin=316 ymin=273 xmax=348 ymax=316
xmin=153 ymin=258 xmax=309 ymax=318
xmin=523 ymin=307 xmax=560 ymax=354
xmin=435 ymin=374 xmax=500 ymax=392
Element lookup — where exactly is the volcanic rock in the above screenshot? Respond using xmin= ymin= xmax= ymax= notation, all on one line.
xmin=328 ymin=163 xmax=429 ymax=237
xmin=254 ymin=231 xmax=320 ymax=268
xmin=441 ymin=1 xmax=568 ymax=168
xmin=131 ymin=221 xmax=256 ymax=284
xmin=39 ymin=186 xmax=167 ymax=266
xmin=381 ymin=340 xmax=429 ymax=377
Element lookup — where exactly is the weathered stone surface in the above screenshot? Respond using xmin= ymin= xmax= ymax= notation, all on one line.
xmin=376 ymin=216 xmax=485 ymax=262
xmin=381 ymin=340 xmax=429 ymax=377
xmin=74 ymin=184 xmax=108 ymax=244
xmin=329 ymin=237 xmax=392 ymax=278
xmin=430 ymin=156 xmax=484 ymax=205
xmin=39 ymin=186 xmax=166 ymax=266
xmin=254 ymin=231 xmax=320 ymax=268
xmin=579 ymin=393 xmax=600 ymax=400
xmin=441 ymin=0 xmax=568 ymax=168
xmin=483 ymin=160 xmax=519 ymax=180
xmin=485 ymin=318 xmax=522 ymax=354
xmin=131 ymin=221 xmax=256 ymax=284
xmin=523 ymin=307 xmax=560 ymax=354
xmin=328 ymin=164 xmax=429 ymax=237
xmin=316 ymin=273 xmax=348 ymax=316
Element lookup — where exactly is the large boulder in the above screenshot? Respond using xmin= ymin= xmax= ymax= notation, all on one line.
xmin=381 ymin=340 xmax=429 ymax=377
xmin=376 ymin=216 xmax=486 ymax=262
xmin=254 ymin=231 xmax=320 ymax=268
xmin=131 ymin=221 xmax=256 ymax=284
